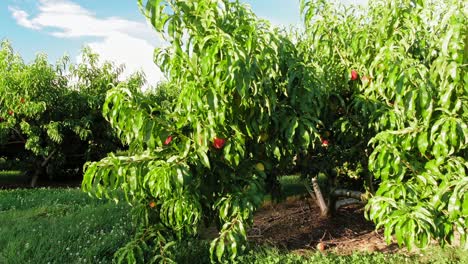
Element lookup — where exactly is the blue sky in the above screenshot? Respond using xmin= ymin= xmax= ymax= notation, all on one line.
xmin=0 ymin=0 xmax=366 ymax=85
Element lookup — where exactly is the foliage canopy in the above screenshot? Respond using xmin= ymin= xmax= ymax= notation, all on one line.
xmin=0 ymin=41 xmax=144 ymax=185
xmin=81 ymin=0 xmax=467 ymax=262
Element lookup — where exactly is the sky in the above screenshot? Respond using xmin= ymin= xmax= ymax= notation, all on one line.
xmin=0 ymin=0 xmax=368 ymax=86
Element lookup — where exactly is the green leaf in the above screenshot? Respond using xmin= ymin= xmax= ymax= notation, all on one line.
xmin=197 ymin=150 xmax=210 ymax=169
xmin=216 ymin=238 xmax=225 ymax=261
xmin=417 ymin=131 xmax=429 ymax=154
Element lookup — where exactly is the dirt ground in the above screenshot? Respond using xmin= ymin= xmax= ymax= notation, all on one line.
xmin=249 ymin=196 xmax=402 ymax=254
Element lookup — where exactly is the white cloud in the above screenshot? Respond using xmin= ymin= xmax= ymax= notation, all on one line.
xmin=83 ymin=32 xmax=163 ymax=87
xmin=8 ymin=6 xmax=41 ymax=30
xmin=9 ymin=0 xmax=164 ymax=88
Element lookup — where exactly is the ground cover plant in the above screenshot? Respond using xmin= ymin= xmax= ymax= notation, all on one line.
xmin=81 ymin=0 xmax=467 ymax=262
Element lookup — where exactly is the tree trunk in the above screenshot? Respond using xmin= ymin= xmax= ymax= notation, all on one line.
xmin=308 ymin=177 xmax=367 ymax=217
xmin=311 ymin=177 xmax=329 ymax=217
xmin=30 ymin=169 xmax=40 ymax=188
xmin=29 ymin=150 xmax=57 ymax=188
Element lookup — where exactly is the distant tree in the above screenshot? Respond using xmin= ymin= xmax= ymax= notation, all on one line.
xmin=0 ymin=41 xmax=145 ymax=186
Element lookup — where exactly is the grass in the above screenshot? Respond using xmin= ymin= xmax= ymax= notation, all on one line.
xmin=0 ymin=176 xmax=466 ymax=263
xmin=0 ymin=188 xmax=134 ymax=263
xmin=171 ymin=241 xmax=417 ymax=264
xmin=0 ymin=170 xmax=27 ymax=185
xmin=279 ymin=175 xmax=308 ymax=198
xmin=162 ymin=240 xmax=467 ymax=264
xmin=238 ymin=248 xmax=416 ymax=264
xmin=262 ymin=175 xmax=309 ymax=203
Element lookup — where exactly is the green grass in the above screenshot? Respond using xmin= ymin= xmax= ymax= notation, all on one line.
xmin=0 ymin=188 xmax=134 ymax=263
xmin=262 ymin=175 xmax=309 ymax=203
xmin=238 ymin=248 xmax=415 ymax=264
xmin=0 ymin=182 xmax=466 ymax=263
xmin=169 ymin=240 xmax=467 ymax=264
xmin=0 ymin=170 xmax=27 ymax=185
xmin=171 ymin=241 xmax=416 ymax=264
xmin=279 ymin=175 xmax=308 ymax=198
xmin=0 ymin=171 xmax=22 ymax=177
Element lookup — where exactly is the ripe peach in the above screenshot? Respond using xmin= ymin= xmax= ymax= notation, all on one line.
xmin=213 ymin=137 xmax=226 ymax=149
xmin=351 ymin=70 xmax=359 ymax=81
xmin=164 ymin=135 xmax=173 ymax=145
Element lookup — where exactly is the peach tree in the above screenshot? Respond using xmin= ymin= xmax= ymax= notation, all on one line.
xmin=301 ymin=0 xmax=467 ymax=250
xmin=82 ymin=0 xmax=329 ymax=262
xmin=82 ymin=0 xmax=467 ymax=262
xmin=0 ymin=42 xmax=141 ymax=186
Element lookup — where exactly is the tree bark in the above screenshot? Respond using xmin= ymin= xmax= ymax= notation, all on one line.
xmin=311 ymin=177 xmax=329 ymax=217
xmin=30 ymin=150 xmax=57 ymax=187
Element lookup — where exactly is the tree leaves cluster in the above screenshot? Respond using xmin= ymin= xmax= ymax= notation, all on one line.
xmin=301 ymin=0 xmax=467 ymax=250
xmin=0 ymin=41 xmax=143 ymax=185
xmin=82 ymin=0 xmax=466 ymax=262
xmin=83 ymin=0 xmax=327 ymax=262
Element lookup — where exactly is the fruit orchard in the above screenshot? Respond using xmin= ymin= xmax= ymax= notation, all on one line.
xmin=0 ymin=0 xmax=460 ymax=263
xmin=0 ymin=42 xmax=145 ymax=186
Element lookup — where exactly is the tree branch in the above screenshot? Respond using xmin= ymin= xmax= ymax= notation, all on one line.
xmin=334 ymin=198 xmax=364 ymax=210
xmin=332 ymin=189 xmax=364 ymax=200
xmin=3 ymin=141 xmax=26 ymax=145
xmin=41 ymin=150 xmax=57 ymax=167
xmin=12 ymin=128 xmax=26 ymax=143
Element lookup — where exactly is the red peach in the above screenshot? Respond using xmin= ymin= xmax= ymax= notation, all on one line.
xmin=351 ymin=70 xmax=359 ymax=81
xmin=213 ymin=137 xmax=226 ymax=149
xmin=321 ymin=138 xmax=329 ymax=147
xmin=164 ymin=135 xmax=173 ymax=145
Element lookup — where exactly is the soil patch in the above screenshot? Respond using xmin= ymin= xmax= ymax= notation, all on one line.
xmin=249 ymin=196 xmax=401 ymax=254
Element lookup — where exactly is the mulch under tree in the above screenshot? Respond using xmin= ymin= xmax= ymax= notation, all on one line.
xmin=248 ymin=197 xmax=403 ymax=254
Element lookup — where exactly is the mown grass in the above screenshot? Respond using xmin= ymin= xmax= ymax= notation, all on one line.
xmin=171 ymin=241 xmax=417 ymax=264
xmin=0 ymin=188 xmax=134 ymax=263
xmin=0 ymin=177 xmax=466 ymax=263
xmin=155 ymin=240 xmax=467 ymax=264
xmin=262 ymin=175 xmax=309 ymax=203
xmin=0 ymin=170 xmax=27 ymax=185
xmin=279 ymin=175 xmax=308 ymax=198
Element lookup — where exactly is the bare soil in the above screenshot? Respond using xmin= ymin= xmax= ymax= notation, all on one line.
xmin=248 ymin=196 xmax=402 ymax=254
